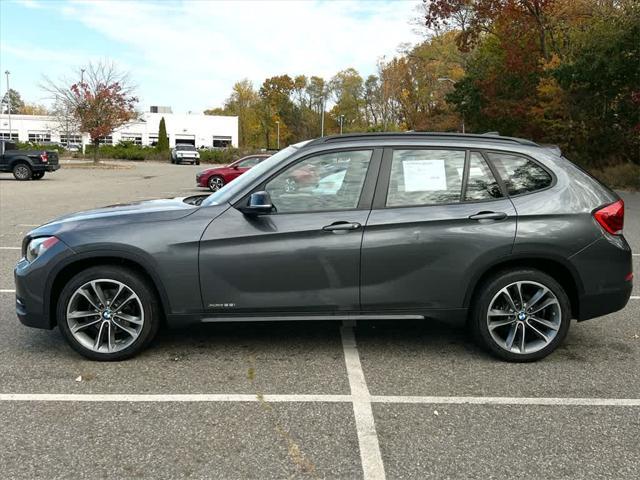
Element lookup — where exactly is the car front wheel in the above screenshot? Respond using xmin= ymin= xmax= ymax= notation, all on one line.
xmin=470 ymin=269 xmax=571 ymax=362
xmin=208 ymin=175 xmax=225 ymax=192
xmin=57 ymin=266 xmax=160 ymax=361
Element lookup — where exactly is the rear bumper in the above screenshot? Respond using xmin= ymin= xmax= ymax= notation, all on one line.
xmin=33 ymin=164 xmax=60 ymax=172
xmin=570 ymin=235 xmax=633 ymax=321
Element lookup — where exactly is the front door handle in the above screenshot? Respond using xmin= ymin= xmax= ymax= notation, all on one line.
xmin=468 ymin=211 xmax=508 ymax=221
xmin=322 ymin=221 xmax=362 ymax=232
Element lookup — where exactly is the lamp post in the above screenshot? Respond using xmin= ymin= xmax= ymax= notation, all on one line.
xmin=4 ymin=70 xmax=11 ymax=139
xmin=437 ymin=77 xmax=465 ymax=134
xmin=320 ymin=95 xmax=325 ymax=137
xmin=339 ymin=114 xmax=345 ymax=135
xmin=275 ymin=120 xmax=280 ymax=150
xmin=81 ymin=68 xmax=85 ymax=85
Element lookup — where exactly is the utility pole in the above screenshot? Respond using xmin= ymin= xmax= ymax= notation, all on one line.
xmin=4 ymin=71 xmax=11 ymax=139
xmin=339 ymin=114 xmax=345 ymax=135
xmin=81 ymin=68 xmax=85 ymax=85
xmin=275 ymin=120 xmax=280 ymax=150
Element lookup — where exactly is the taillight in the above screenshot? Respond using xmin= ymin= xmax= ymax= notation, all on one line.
xmin=593 ymin=199 xmax=624 ymax=235
xmin=40 ymin=151 xmax=48 ymax=162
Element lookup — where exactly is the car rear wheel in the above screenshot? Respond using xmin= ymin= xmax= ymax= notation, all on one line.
xmin=470 ymin=269 xmax=571 ymax=362
xmin=57 ymin=266 xmax=160 ymax=361
xmin=208 ymin=175 xmax=225 ymax=192
xmin=32 ymin=171 xmax=45 ymax=180
xmin=13 ymin=163 xmax=32 ymax=181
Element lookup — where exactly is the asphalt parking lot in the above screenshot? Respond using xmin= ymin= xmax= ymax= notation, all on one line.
xmin=0 ymin=162 xmax=638 ymax=479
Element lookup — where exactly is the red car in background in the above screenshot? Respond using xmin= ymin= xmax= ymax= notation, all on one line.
xmin=196 ymin=154 xmax=271 ymax=191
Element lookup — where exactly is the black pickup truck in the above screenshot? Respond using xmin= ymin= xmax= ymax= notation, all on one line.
xmin=0 ymin=140 xmax=60 ymax=180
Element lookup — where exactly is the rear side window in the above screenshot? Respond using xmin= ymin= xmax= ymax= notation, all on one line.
xmin=387 ymin=150 xmax=465 ymax=206
xmin=487 ymin=152 xmax=552 ymax=195
xmin=465 ymin=152 xmax=503 ymax=201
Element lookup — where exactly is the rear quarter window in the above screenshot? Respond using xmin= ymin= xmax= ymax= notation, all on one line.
xmin=486 ymin=152 xmax=552 ymax=195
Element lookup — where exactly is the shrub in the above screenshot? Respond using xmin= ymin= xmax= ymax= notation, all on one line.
xmin=589 ymin=163 xmax=640 ymax=191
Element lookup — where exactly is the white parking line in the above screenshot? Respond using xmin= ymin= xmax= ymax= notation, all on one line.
xmin=341 ymin=321 xmax=386 ymax=480
xmin=0 ymin=393 xmax=351 ymax=403
xmin=1 ymin=393 xmax=638 ymax=407
xmin=372 ymin=396 xmax=640 ymax=407
xmin=631 ymin=296 xmax=639 ymax=300
xmin=0 ymin=289 xmax=15 ymax=293
xmin=0 ymin=247 xmax=20 ymax=250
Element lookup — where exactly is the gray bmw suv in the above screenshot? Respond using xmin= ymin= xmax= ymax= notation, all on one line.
xmin=14 ymin=133 xmax=633 ymax=361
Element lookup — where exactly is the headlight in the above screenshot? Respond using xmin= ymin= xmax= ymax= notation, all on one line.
xmin=26 ymin=236 xmax=59 ymax=263
xmin=195 ymin=152 xmax=200 ymax=158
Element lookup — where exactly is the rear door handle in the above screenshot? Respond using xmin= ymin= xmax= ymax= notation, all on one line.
xmin=322 ymin=221 xmax=362 ymax=232
xmin=468 ymin=211 xmax=508 ymax=221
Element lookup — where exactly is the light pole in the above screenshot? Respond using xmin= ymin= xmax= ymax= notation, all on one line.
xmin=275 ymin=120 xmax=280 ymax=150
xmin=339 ymin=114 xmax=345 ymax=135
xmin=4 ymin=70 xmax=11 ymax=139
xmin=81 ymin=68 xmax=85 ymax=85
xmin=437 ymin=77 xmax=465 ymax=134
xmin=320 ymin=96 xmax=325 ymax=137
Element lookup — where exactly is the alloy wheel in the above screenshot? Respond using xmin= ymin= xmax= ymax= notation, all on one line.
xmin=209 ymin=177 xmax=224 ymax=191
xmin=66 ymin=279 xmax=145 ymax=353
xmin=14 ymin=164 xmax=31 ymax=180
xmin=486 ymin=281 xmax=561 ymax=355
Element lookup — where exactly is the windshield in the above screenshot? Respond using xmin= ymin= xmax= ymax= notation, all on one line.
xmin=202 ymin=141 xmax=310 ymax=206
xmin=176 ymin=145 xmax=196 ymax=150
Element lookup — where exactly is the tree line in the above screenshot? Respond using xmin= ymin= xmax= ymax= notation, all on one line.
xmin=207 ymin=0 xmax=639 ymax=168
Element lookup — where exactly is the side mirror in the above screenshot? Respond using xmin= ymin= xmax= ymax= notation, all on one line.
xmin=239 ymin=191 xmax=274 ymax=215
xmin=232 ymin=164 xmax=239 ymax=170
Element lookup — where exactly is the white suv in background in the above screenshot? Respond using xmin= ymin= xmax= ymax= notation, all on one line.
xmin=171 ymin=145 xmax=200 ymax=165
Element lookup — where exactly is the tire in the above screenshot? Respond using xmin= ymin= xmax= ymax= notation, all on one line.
xmin=195 ymin=161 xmax=200 ymax=165
xmin=208 ymin=175 xmax=225 ymax=192
xmin=57 ymin=266 xmax=161 ymax=361
xmin=469 ymin=269 xmax=571 ymax=362
xmin=32 ymin=171 xmax=45 ymax=180
xmin=13 ymin=162 xmax=32 ymax=181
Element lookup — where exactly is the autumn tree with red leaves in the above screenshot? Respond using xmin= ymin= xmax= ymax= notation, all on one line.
xmin=44 ymin=62 xmax=138 ymax=163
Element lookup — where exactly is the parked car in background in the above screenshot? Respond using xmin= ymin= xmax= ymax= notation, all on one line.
xmin=196 ymin=154 xmax=270 ymax=191
xmin=171 ymin=144 xmax=200 ymax=165
xmin=0 ymin=140 xmax=60 ymax=180
xmin=14 ymin=132 xmax=632 ymax=361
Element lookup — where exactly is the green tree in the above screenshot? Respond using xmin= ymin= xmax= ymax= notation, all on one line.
xmin=157 ymin=116 xmax=169 ymax=152
xmin=1 ymin=88 xmax=25 ymax=114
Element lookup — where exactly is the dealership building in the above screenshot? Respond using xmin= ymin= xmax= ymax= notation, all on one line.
xmin=0 ymin=107 xmax=238 ymax=148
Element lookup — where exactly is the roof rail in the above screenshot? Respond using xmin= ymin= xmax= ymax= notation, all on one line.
xmin=308 ymin=132 xmax=539 ymax=147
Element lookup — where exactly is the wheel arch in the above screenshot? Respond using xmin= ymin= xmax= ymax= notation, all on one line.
xmin=47 ymin=253 xmax=170 ymax=328
xmin=9 ymin=156 xmax=34 ymax=169
xmin=464 ymin=255 xmax=583 ymax=319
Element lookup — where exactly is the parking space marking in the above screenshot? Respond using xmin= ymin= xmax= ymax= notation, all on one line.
xmin=0 ymin=393 xmax=351 ymax=403
xmin=371 ymin=396 xmax=640 ymax=407
xmin=0 ymin=289 xmax=16 ymax=293
xmin=0 ymin=247 xmax=20 ymax=250
xmin=341 ymin=321 xmax=386 ymax=480
xmin=631 ymin=296 xmax=639 ymax=300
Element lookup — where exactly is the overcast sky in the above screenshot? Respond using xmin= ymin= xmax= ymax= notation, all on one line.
xmin=1 ymin=0 xmax=423 ymax=113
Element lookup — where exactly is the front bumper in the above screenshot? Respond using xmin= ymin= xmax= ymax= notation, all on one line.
xmin=14 ymin=240 xmax=75 ymax=330
xmin=196 ymin=173 xmax=208 ymax=187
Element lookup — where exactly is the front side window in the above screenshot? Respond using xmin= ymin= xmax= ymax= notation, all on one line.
xmin=487 ymin=152 xmax=552 ymax=195
xmin=236 ymin=157 xmax=263 ymax=168
xmin=386 ymin=149 xmax=465 ymax=207
xmin=266 ymin=150 xmax=372 ymax=213
xmin=465 ymin=152 xmax=503 ymax=201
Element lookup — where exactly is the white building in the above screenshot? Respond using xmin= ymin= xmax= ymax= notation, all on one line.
xmin=0 ymin=110 xmax=238 ymax=148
